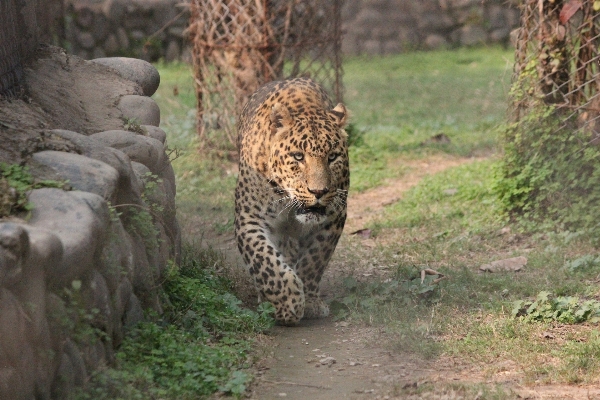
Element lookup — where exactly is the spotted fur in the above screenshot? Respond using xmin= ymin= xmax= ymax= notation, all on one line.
xmin=234 ymin=78 xmax=349 ymax=325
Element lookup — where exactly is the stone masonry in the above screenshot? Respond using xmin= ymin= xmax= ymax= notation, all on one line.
xmin=342 ymin=0 xmax=520 ymax=54
xmin=65 ymin=0 xmax=191 ymax=62
xmin=0 ymin=47 xmax=180 ymax=399
xmin=65 ymin=0 xmax=519 ymax=61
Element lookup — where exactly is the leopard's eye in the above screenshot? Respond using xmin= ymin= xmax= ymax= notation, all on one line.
xmin=328 ymin=153 xmax=337 ymax=162
xmin=292 ymin=152 xmax=304 ymax=161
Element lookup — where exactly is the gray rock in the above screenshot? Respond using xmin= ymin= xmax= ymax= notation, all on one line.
xmin=382 ymin=40 xmax=401 ymax=54
xmin=118 ymin=95 xmax=161 ymax=126
xmin=127 ymin=229 xmax=161 ymax=313
xmin=91 ymin=130 xmax=166 ymax=175
xmin=130 ymin=30 xmax=146 ymax=41
xmin=130 ymin=160 xmax=178 ymax=261
xmin=165 ymin=40 xmax=181 ymax=62
xmin=28 ymin=189 xmax=110 ymax=288
xmin=103 ymin=34 xmax=120 ymax=54
xmin=51 ymin=353 xmax=75 ymax=399
xmin=93 ymin=13 xmax=109 ymax=42
xmin=76 ymin=30 xmax=96 ymax=50
xmin=102 ymin=0 xmax=125 ymax=21
xmin=32 ymin=151 xmax=119 ymax=203
xmin=117 ymin=278 xmax=133 ymax=319
xmin=45 ymin=293 xmax=68 ymax=351
xmin=88 ymin=270 xmax=113 ymax=337
xmin=487 ymin=4 xmax=507 ymax=29
xmin=142 ymin=125 xmax=167 ymax=144
xmin=63 ymin=340 xmax=87 ymax=386
xmin=48 ymin=129 xmax=144 ymax=207
xmin=361 ymin=40 xmax=381 ymax=55
xmin=424 ymin=34 xmax=449 ymax=49
xmin=2 ymin=224 xmax=60 ymax=395
xmin=116 ymin=27 xmax=130 ymax=49
xmin=81 ymin=338 xmax=107 ymax=371
xmin=167 ymin=26 xmax=186 ymax=38
xmin=123 ymin=292 xmax=144 ymax=329
xmin=74 ymin=48 xmax=91 ymax=60
xmin=75 ymin=7 xmax=94 ymax=29
xmin=489 ymin=28 xmax=511 ymax=43
xmin=0 ymin=288 xmax=36 ymax=400
xmin=92 ymin=47 xmax=106 ymax=60
xmin=100 ymin=219 xmax=134 ymax=293
xmin=92 ymin=57 xmax=160 ymax=97
xmin=0 ymin=223 xmax=28 ymax=287
xmin=458 ymin=25 xmax=487 ymax=46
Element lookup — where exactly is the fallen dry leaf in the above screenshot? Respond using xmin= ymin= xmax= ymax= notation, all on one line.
xmin=421 ymin=268 xmax=446 ymax=283
xmin=350 ymin=228 xmax=372 ymax=239
xmin=560 ymin=0 xmax=582 ymax=25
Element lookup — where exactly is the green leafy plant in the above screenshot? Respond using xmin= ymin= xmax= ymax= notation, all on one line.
xmin=75 ymin=245 xmax=274 ymax=399
xmin=122 ymin=117 xmax=146 ymax=135
xmin=0 ymin=163 xmax=67 ymax=217
xmin=332 ymin=269 xmax=445 ymax=321
xmin=512 ymin=291 xmax=600 ymax=324
xmin=563 ymin=255 xmax=600 ymax=274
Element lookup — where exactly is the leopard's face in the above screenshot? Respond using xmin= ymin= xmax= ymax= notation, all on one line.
xmin=267 ymin=102 xmax=349 ymax=223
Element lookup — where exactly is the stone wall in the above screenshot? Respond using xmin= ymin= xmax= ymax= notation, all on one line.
xmin=0 ymin=48 xmax=180 ymax=399
xmin=64 ymin=0 xmax=519 ymax=62
xmin=65 ymin=0 xmax=191 ymax=62
xmin=342 ymin=0 xmax=521 ymax=54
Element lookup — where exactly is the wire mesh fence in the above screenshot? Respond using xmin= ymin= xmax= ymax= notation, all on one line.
xmin=0 ymin=0 xmax=25 ymax=99
xmin=512 ymin=0 xmax=600 ymax=133
xmin=501 ymin=0 xmax=600 ymax=229
xmin=188 ymin=0 xmax=344 ymax=152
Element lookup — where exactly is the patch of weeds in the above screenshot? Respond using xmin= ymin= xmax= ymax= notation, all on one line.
xmin=122 ymin=206 xmax=159 ymax=252
xmin=122 ymin=117 xmax=146 ymax=135
xmin=380 ymin=159 xmax=503 ymax=231
xmin=0 ymin=163 xmax=67 ymax=217
xmin=512 ymin=291 xmax=600 ymax=324
xmin=345 ymin=122 xmax=366 ymax=147
xmin=394 ymin=381 xmax=516 ymax=400
xmin=563 ymin=254 xmax=600 ymax=274
xmin=561 ymin=330 xmax=600 ymax=384
xmin=75 ymin=245 xmax=274 ymax=399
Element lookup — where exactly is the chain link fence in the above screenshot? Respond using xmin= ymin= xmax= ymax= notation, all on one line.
xmin=189 ymin=0 xmax=344 ymax=152
xmin=0 ymin=1 xmax=25 ymax=98
xmin=501 ymin=0 xmax=600 ymax=230
xmin=512 ymin=0 xmax=600 ymax=132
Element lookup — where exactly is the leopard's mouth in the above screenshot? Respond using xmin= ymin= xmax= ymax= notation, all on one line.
xmin=296 ymin=205 xmax=327 ymax=216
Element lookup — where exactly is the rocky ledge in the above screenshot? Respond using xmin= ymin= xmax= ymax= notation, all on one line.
xmin=0 ymin=46 xmax=179 ymax=399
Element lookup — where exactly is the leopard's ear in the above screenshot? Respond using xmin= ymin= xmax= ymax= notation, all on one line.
xmin=271 ymin=103 xmax=293 ymax=135
xmin=329 ymin=103 xmax=347 ymax=128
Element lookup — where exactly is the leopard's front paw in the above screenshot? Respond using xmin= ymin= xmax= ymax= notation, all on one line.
xmin=303 ymin=297 xmax=329 ymax=319
xmin=265 ymin=269 xmax=305 ymax=325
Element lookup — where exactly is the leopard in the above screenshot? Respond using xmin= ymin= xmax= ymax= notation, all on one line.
xmin=234 ymin=77 xmax=349 ymax=325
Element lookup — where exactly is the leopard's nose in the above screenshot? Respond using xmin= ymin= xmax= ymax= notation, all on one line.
xmin=308 ymin=187 xmax=329 ymax=199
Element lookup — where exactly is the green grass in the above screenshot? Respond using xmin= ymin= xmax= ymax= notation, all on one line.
xmin=75 ymin=246 xmax=274 ymax=399
xmin=146 ymin=46 xmax=600 ymax=396
xmin=344 ymin=47 xmax=513 ymax=192
xmin=333 ymin=157 xmax=600 ymax=385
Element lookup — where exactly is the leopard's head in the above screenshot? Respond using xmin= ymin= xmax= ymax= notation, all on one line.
xmin=268 ymin=101 xmax=349 ymax=223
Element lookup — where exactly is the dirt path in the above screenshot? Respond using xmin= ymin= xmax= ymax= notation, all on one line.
xmin=246 ymin=155 xmax=480 ymax=399
xmin=186 ymin=154 xmax=600 ymax=399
